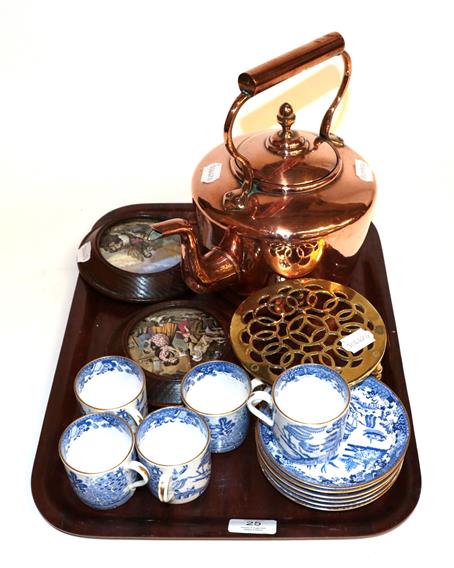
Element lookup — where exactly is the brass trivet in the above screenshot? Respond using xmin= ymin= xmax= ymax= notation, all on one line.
xmin=230 ymin=278 xmax=386 ymax=386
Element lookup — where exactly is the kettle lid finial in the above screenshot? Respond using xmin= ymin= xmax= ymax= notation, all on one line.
xmin=266 ymin=102 xmax=310 ymax=157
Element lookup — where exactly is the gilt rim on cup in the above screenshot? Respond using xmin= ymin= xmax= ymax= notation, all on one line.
xmin=271 ymin=363 xmax=351 ymax=427
xmin=74 ymin=355 xmax=146 ymax=412
xmin=135 ymin=406 xmax=211 ymax=468
xmin=181 ymin=360 xmax=253 ymax=418
xmin=58 ymin=413 xmax=135 ymax=476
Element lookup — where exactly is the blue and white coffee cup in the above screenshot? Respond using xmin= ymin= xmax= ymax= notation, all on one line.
xmin=136 ymin=407 xmax=211 ymax=505
xmin=74 ymin=355 xmax=147 ymax=432
xmin=181 ymin=361 xmax=264 ymax=453
xmin=247 ymin=364 xmax=350 ymax=464
xmin=59 ymin=413 xmax=149 ymax=510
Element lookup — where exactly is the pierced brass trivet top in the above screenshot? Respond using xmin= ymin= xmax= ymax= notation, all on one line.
xmin=230 ymin=279 xmax=386 ymax=386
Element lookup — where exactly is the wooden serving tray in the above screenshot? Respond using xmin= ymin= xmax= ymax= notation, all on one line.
xmin=31 ymin=203 xmax=421 ymax=539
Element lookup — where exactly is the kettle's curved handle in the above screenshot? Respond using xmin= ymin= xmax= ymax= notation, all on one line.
xmin=223 ymin=32 xmax=351 ymax=210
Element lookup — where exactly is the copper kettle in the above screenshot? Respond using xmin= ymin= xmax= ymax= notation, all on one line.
xmin=153 ymin=32 xmax=376 ymax=295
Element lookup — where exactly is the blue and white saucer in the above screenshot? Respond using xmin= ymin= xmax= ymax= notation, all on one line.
xmin=259 ymin=464 xmax=400 ymax=511
xmin=257 ymin=449 xmax=402 ymax=507
xmin=256 ymin=376 xmax=410 ymax=492
xmin=257 ymin=441 xmax=402 ymax=500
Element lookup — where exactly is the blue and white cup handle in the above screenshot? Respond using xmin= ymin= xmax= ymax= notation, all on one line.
xmin=158 ymin=471 xmax=173 ymax=503
xmin=250 ymin=377 xmax=266 ymax=393
xmin=126 ymin=461 xmax=150 ymax=490
xmin=126 ymin=407 xmax=144 ymax=428
xmin=247 ymin=390 xmax=274 ymax=428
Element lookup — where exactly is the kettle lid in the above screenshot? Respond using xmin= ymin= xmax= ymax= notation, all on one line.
xmin=230 ymin=102 xmax=341 ymax=193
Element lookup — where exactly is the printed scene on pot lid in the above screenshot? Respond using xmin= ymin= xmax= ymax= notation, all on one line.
xmin=127 ymin=307 xmax=227 ymax=377
xmin=99 ymin=218 xmax=181 ymax=274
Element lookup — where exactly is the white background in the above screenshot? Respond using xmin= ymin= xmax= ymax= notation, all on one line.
xmin=1 ymin=0 xmax=452 ymax=565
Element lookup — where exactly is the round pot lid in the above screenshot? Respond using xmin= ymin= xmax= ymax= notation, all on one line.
xmin=125 ymin=305 xmax=228 ymax=379
xmin=77 ymin=215 xmax=186 ymax=303
xmin=98 ymin=218 xmax=180 ymax=274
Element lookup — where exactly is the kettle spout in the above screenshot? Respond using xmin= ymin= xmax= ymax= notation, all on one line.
xmin=152 ymin=218 xmax=240 ymax=294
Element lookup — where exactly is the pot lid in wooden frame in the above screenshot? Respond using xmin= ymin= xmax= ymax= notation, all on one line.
xmin=77 ymin=216 xmax=186 ymax=302
xmin=124 ymin=303 xmax=229 ymax=380
xmin=230 ymin=278 xmax=386 ymax=386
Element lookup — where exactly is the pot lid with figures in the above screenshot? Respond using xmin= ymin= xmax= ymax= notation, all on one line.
xmin=120 ymin=299 xmax=233 ymax=407
xmin=77 ymin=209 xmax=187 ymax=302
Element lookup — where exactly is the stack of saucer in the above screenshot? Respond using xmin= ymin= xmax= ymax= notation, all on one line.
xmin=255 ymin=376 xmax=410 ymax=511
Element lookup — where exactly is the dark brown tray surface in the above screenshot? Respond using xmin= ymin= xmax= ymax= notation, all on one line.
xmin=31 ymin=203 xmax=421 ymax=539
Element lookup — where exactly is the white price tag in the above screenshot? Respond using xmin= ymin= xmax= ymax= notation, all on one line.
xmin=340 ymin=328 xmax=375 ymax=354
xmin=77 ymin=242 xmax=91 ymax=263
xmin=228 ymin=519 xmax=277 ymax=535
xmin=201 ymin=162 xmax=222 ymax=183
xmin=355 ymin=159 xmax=374 ymax=182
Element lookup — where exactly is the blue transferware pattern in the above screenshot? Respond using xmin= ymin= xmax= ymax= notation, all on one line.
xmin=60 ymin=413 xmax=143 ymax=510
xmin=277 ymin=364 xmax=347 ymax=397
xmin=137 ymin=407 xmax=211 ymax=504
xmin=271 ymin=364 xmax=349 ymax=463
xmin=257 ymin=376 xmax=410 ymax=489
xmin=138 ymin=406 xmax=208 ymax=438
xmin=182 ymin=361 xmax=251 ymax=453
xmin=259 ymin=464 xmax=397 ymax=511
xmin=183 ymin=361 xmax=248 ymax=390
xmin=75 ymin=356 xmax=147 ymax=431
xmin=258 ymin=446 xmax=402 ymax=502
xmin=76 ymin=356 xmax=141 ymax=388
xmin=66 ymin=467 xmax=133 ymax=509
xmin=260 ymin=459 xmax=398 ymax=505
xmin=145 ymin=451 xmax=211 ymax=502
xmin=275 ymin=414 xmax=347 ymax=464
xmin=207 ymin=407 xmax=249 ymax=452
